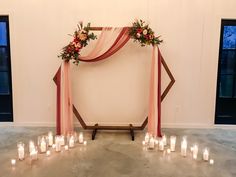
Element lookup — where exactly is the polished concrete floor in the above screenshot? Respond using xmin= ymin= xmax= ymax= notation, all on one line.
xmin=0 ymin=127 xmax=236 ymax=177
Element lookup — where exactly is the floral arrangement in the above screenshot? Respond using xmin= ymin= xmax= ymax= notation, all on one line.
xmin=129 ymin=19 xmax=163 ymax=46
xmin=58 ymin=22 xmax=97 ymax=64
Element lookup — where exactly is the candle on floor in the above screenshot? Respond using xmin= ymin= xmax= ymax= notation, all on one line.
xmin=39 ymin=137 xmax=47 ymax=153
xmin=142 ymin=141 xmax=146 ymax=146
xmin=79 ymin=133 xmax=84 ymax=144
xmin=46 ymin=150 xmax=51 ymax=156
xmin=29 ymin=140 xmax=35 ymax=154
xmin=190 ymin=146 xmax=194 ymax=152
xmin=52 ymin=144 xmax=56 ymax=149
xmin=149 ymin=137 xmax=155 ymax=149
xmin=167 ymin=148 xmax=171 ymax=154
xmin=65 ymin=145 xmax=69 ymax=150
xmin=83 ymin=141 xmax=87 ymax=146
xmin=17 ymin=142 xmax=25 ymax=160
xmin=170 ymin=136 xmax=176 ymax=152
xmin=60 ymin=136 xmax=65 ymax=146
xmin=55 ymin=136 xmax=61 ymax=152
xmin=144 ymin=133 xmax=150 ymax=144
xmin=30 ymin=148 xmax=38 ymax=160
xmin=181 ymin=137 xmax=187 ymax=157
xmin=159 ymin=139 xmax=164 ymax=151
xmin=192 ymin=144 xmax=198 ymax=160
xmin=69 ymin=135 xmax=75 ymax=148
xmin=162 ymin=134 xmax=167 ymax=146
xmin=209 ymin=159 xmax=214 ymax=165
xmin=11 ymin=159 xmax=16 ymax=166
xmin=48 ymin=132 xmax=53 ymax=147
xmin=155 ymin=139 xmax=159 ymax=145
xmin=203 ymin=148 xmax=209 ymax=161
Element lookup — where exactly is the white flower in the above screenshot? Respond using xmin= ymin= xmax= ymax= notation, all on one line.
xmin=136 ymin=33 xmax=141 ymax=38
xmin=143 ymin=29 xmax=148 ymax=35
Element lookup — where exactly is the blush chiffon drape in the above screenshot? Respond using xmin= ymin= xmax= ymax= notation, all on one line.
xmin=54 ymin=27 xmax=162 ymax=137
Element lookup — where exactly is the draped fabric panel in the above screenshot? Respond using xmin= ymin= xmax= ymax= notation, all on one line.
xmin=55 ymin=27 xmax=162 ymax=137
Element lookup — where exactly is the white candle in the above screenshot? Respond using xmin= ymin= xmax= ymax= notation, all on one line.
xmin=29 ymin=141 xmax=35 ymax=154
xmin=17 ymin=143 xmax=25 ymax=160
xmin=60 ymin=136 xmax=65 ymax=146
xmin=79 ymin=133 xmax=83 ymax=144
xmin=181 ymin=138 xmax=187 ymax=157
xmin=142 ymin=141 xmax=146 ymax=146
xmin=40 ymin=138 xmax=47 ymax=153
xmin=209 ymin=159 xmax=214 ymax=165
xmin=170 ymin=136 xmax=176 ymax=152
xmin=46 ymin=150 xmax=51 ymax=156
xmin=203 ymin=148 xmax=209 ymax=161
xmin=83 ymin=141 xmax=87 ymax=146
xmin=52 ymin=144 xmax=56 ymax=149
xmin=55 ymin=136 xmax=61 ymax=152
xmin=159 ymin=140 xmax=164 ymax=151
xmin=48 ymin=132 xmax=53 ymax=146
xmin=149 ymin=137 xmax=155 ymax=149
xmin=11 ymin=159 xmax=16 ymax=166
xmin=69 ymin=136 xmax=75 ymax=148
xmin=190 ymin=146 xmax=194 ymax=152
xmin=155 ymin=139 xmax=159 ymax=145
xmin=144 ymin=133 xmax=150 ymax=143
xmin=192 ymin=144 xmax=198 ymax=160
xmin=65 ymin=145 xmax=69 ymax=150
xmin=162 ymin=134 xmax=167 ymax=146
xmin=30 ymin=148 xmax=38 ymax=160
xmin=167 ymin=148 xmax=171 ymax=154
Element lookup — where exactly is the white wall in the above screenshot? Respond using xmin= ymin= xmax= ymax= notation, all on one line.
xmin=1 ymin=0 xmax=236 ymax=127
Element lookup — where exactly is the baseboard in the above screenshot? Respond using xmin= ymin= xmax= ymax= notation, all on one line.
xmin=161 ymin=123 xmax=214 ymax=129
xmin=0 ymin=122 xmax=56 ymax=127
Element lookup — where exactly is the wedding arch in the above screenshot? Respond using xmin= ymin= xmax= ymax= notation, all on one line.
xmin=53 ymin=20 xmax=175 ymax=140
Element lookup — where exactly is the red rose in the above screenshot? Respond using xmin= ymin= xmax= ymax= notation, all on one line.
xmin=136 ymin=28 xmax=143 ymax=33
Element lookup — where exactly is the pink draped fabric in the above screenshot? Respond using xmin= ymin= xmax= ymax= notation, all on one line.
xmin=55 ymin=26 xmax=162 ymax=137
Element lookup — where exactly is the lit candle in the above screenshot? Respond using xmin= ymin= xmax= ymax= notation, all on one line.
xmin=79 ymin=133 xmax=83 ymax=144
xmin=55 ymin=136 xmax=61 ymax=152
xmin=40 ymin=137 xmax=47 ymax=153
xmin=30 ymin=148 xmax=38 ymax=160
xmin=162 ymin=134 xmax=167 ymax=146
xmin=170 ymin=136 xmax=176 ymax=152
xmin=48 ymin=132 xmax=53 ymax=146
xmin=60 ymin=136 xmax=65 ymax=146
xmin=46 ymin=150 xmax=51 ymax=156
xmin=11 ymin=159 xmax=16 ymax=166
xmin=181 ymin=138 xmax=187 ymax=157
xmin=159 ymin=140 xmax=164 ymax=151
xmin=17 ymin=142 xmax=25 ymax=160
xmin=209 ymin=159 xmax=214 ymax=165
xmin=155 ymin=139 xmax=159 ymax=145
xmin=190 ymin=146 xmax=194 ymax=152
xmin=29 ymin=140 xmax=35 ymax=154
xmin=69 ymin=136 xmax=75 ymax=148
xmin=142 ymin=141 xmax=146 ymax=146
xmin=203 ymin=148 xmax=209 ymax=161
xmin=149 ymin=137 xmax=155 ymax=149
xmin=144 ymin=133 xmax=150 ymax=143
xmin=192 ymin=144 xmax=198 ymax=160
xmin=167 ymin=148 xmax=171 ymax=154
xmin=83 ymin=141 xmax=87 ymax=146
xmin=65 ymin=145 xmax=69 ymax=150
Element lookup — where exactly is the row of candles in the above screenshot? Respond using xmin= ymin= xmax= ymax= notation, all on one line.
xmin=11 ymin=131 xmax=87 ymax=165
xmin=142 ymin=133 xmax=214 ymax=165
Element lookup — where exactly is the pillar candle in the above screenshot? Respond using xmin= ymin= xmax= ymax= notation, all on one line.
xmin=69 ymin=136 xmax=75 ymax=148
xmin=17 ymin=142 xmax=25 ymax=160
xmin=60 ymin=136 xmax=65 ymax=146
xmin=149 ymin=137 xmax=155 ymax=149
xmin=30 ymin=148 xmax=38 ymax=160
xmin=55 ymin=136 xmax=61 ymax=152
xmin=144 ymin=133 xmax=150 ymax=143
xmin=11 ymin=159 xmax=16 ymax=166
xmin=48 ymin=132 xmax=53 ymax=146
xmin=181 ymin=138 xmax=187 ymax=157
xmin=40 ymin=137 xmax=47 ymax=153
xmin=162 ymin=134 xmax=167 ymax=146
xmin=159 ymin=140 xmax=164 ymax=151
xmin=79 ymin=133 xmax=83 ymax=144
xmin=29 ymin=140 xmax=35 ymax=154
xmin=203 ymin=148 xmax=209 ymax=161
xmin=170 ymin=136 xmax=176 ymax=152
xmin=192 ymin=144 xmax=198 ymax=160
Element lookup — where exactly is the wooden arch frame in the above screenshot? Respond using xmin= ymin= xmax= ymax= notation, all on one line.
xmin=54 ymin=27 xmax=175 ymax=140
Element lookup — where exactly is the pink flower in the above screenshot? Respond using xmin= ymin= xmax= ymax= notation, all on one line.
xmin=136 ymin=33 xmax=141 ymax=38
